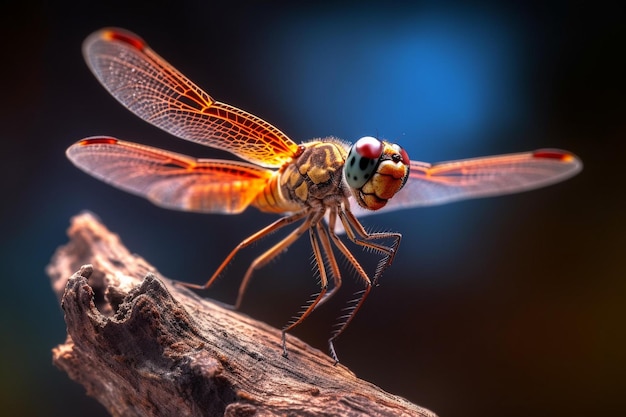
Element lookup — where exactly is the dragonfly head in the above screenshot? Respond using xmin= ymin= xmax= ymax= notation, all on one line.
xmin=344 ymin=136 xmax=410 ymax=210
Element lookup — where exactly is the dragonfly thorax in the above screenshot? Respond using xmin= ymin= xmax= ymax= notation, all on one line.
xmin=274 ymin=139 xmax=350 ymax=209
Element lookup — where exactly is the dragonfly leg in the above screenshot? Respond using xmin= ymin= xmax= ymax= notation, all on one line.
xmin=281 ymin=224 xmax=329 ymax=357
xmin=323 ymin=208 xmax=374 ymax=363
xmin=312 ymin=218 xmax=342 ymax=308
xmin=339 ymin=209 xmax=402 ymax=284
xmin=328 ymin=285 xmax=371 ymax=364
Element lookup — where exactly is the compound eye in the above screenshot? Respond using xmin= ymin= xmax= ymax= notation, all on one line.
xmin=354 ymin=136 xmax=384 ymax=159
xmin=345 ymin=136 xmax=383 ymax=189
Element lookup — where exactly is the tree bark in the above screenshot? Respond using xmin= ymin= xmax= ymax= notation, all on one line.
xmin=46 ymin=212 xmax=437 ymax=417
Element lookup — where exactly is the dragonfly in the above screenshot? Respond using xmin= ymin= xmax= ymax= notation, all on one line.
xmin=67 ymin=28 xmax=582 ymax=363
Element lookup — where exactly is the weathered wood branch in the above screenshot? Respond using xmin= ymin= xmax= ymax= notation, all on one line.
xmin=46 ymin=212 xmax=437 ymax=417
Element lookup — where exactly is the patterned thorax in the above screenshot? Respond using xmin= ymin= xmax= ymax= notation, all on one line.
xmin=279 ymin=139 xmax=349 ymax=208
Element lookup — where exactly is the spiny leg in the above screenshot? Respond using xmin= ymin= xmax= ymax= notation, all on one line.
xmin=340 ymin=208 xmax=401 ymax=264
xmin=175 ymin=211 xmax=307 ymax=294
xmin=281 ymin=219 xmax=329 ymax=357
xmin=328 ymin=285 xmax=372 ymax=364
xmin=312 ymin=216 xmax=343 ymax=308
xmin=281 ymin=214 xmax=346 ymax=358
xmin=339 ymin=208 xmax=402 ymax=284
xmin=325 ymin=211 xmax=374 ymax=364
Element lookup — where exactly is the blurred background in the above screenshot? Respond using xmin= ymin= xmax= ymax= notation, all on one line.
xmin=1 ymin=1 xmax=624 ymax=416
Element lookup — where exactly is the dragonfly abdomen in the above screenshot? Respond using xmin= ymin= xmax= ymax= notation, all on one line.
xmin=251 ymin=171 xmax=303 ymax=214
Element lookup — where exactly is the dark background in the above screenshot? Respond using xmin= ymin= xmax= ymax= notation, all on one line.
xmin=1 ymin=1 xmax=624 ymax=416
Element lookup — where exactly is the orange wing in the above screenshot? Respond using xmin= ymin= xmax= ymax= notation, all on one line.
xmin=83 ymin=28 xmax=300 ymax=168
xmin=66 ymin=137 xmax=274 ymax=214
xmin=348 ymin=149 xmax=582 ymax=217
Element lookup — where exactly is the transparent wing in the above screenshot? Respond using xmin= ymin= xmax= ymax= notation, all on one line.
xmin=67 ymin=136 xmax=274 ymax=214
xmin=349 ymin=148 xmax=582 ymax=218
xmin=83 ymin=28 xmax=300 ymax=168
